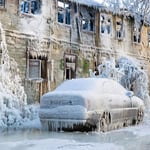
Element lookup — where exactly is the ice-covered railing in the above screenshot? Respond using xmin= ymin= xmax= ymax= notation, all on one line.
xmin=90 ymin=57 xmax=150 ymax=108
xmin=0 ymin=23 xmax=38 ymax=129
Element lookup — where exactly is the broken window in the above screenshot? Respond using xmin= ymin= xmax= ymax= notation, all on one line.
xmin=29 ymin=57 xmax=47 ymax=79
xmin=133 ymin=26 xmax=141 ymax=43
xmin=116 ymin=18 xmax=124 ymax=40
xmin=0 ymin=0 xmax=5 ymax=8
xmin=80 ymin=7 xmax=95 ymax=32
xmin=100 ymin=14 xmax=112 ymax=35
xmin=64 ymin=53 xmax=77 ymax=80
xmin=21 ymin=0 xmax=41 ymax=14
xmin=57 ymin=0 xmax=71 ymax=25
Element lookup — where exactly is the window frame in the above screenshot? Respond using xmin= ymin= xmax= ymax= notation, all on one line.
xmin=148 ymin=30 xmax=150 ymax=47
xmin=29 ymin=59 xmax=41 ymax=79
xmin=116 ymin=18 xmax=124 ymax=40
xmin=27 ymin=55 xmax=48 ymax=80
xmin=20 ymin=0 xmax=41 ymax=15
xmin=133 ymin=26 xmax=141 ymax=44
xmin=57 ymin=0 xmax=71 ymax=25
xmin=64 ymin=53 xmax=77 ymax=80
xmin=0 ymin=0 xmax=5 ymax=8
xmin=100 ymin=14 xmax=112 ymax=36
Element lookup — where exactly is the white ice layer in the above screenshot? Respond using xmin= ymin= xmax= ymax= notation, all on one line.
xmin=0 ymin=23 xmax=38 ymax=129
xmin=89 ymin=57 xmax=150 ymax=108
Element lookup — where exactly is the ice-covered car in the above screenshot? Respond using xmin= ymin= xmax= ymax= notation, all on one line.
xmin=39 ymin=78 xmax=145 ymax=132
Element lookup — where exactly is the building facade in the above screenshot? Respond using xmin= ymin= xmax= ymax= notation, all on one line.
xmin=0 ymin=0 xmax=150 ymax=103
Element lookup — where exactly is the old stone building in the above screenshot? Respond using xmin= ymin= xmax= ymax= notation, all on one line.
xmin=0 ymin=0 xmax=150 ymax=103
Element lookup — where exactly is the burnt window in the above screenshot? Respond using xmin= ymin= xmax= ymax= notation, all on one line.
xmin=0 ymin=0 xmax=5 ymax=8
xmin=58 ymin=0 xmax=71 ymax=25
xmin=29 ymin=58 xmax=47 ymax=79
xmin=133 ymin=26 xmax=141 ymax=43
xmin=80 ymin=7 xmax=95 ymax=32
xmin=21 ymin=0 xmax=41 ymax=14
xmin=64 ymin=54 xmax=77 ymax=80
xmin=116 ymin=18 xmax=124 ymax=40
xmin=100 ymin=15 xmax=112 ymax=35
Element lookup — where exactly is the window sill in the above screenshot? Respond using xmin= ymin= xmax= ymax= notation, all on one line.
xmin=116 ymin=37 xmax=124 ymax=41
xmin=0 ymin=7 xmax=6 ymax=11
xmin=26 ymin=78 xmax=44 ymax=82
xmin=20 ymin=12 xmax=38 ymax=18
xmin=57 ymin=22 xmax=71 ymax=28
xmin=100 ymin=33 xmax=112 ymax=37
xmin=133 ymin=42 xmax=141 ymax=45
xmin=82 ymin=30 xmax=95 ymax=34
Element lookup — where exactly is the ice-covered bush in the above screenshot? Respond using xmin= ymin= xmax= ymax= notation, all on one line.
xmin=90 ymin=56 xmax=150 ymax=107
xmin=0 ymin=23 xmax=38 ymax=129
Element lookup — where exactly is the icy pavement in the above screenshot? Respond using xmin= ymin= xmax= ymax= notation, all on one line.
xmin=0 ymin=115 xmax=150 ymax=150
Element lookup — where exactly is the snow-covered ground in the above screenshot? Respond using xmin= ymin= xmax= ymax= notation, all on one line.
xmin=0 ymin=118 xmax=150 ymax=150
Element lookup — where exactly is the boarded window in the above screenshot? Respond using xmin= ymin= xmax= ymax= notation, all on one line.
xmin=29 ymin=59 xmax=47 ymax=79
xmin=0 ymin=0 xmax=5 ymax=8
xmin=21 ymin=0 xmax=41 ymax=14
xmin=58 ymin=0 xmax=71 ymax=25
xmin=100 ymin=14 xmax=112 ymax=35
xmin=29 ymin=59 xmax=41 ymax=79
xmin=64 ymin=53 xmax=77 ymax=79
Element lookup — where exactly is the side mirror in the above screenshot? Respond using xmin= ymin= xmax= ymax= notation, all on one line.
xmin=126 ymin=91 xmax=134 ymax=98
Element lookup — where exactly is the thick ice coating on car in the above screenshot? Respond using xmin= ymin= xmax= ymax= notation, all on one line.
xmin=40 ymin=78 xmax=144 ymax=132
xmin=55 ymin=78 xmax=126 ymax=95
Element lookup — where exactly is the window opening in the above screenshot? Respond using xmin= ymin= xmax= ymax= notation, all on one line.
xmin=133 ymin=26 xmax=141 ymax=43
xmin=21 ymin=0 xmax=41 ymax=14
xmin=64 ymin=53 xmax=77 ymax=80
xmin=0 ymin=0 xmax=5 ymax=8
xmin=29 ymin=56 xmax=47 ymax=80
xmin=100 ymin=15 xmax=112 ymax=35
xmin=80 ymin=7 xmax=95 ymax=32
xmin=148 ymin=31 xmax=150 ymax=47
xmin=58 ymin=0 xmax=71 ymax=25
xmin=116 ymin=18 xmax=124 ymax=40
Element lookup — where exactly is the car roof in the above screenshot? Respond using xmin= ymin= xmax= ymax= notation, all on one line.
xmin=55 ymin=78 xmax=126 ymax=95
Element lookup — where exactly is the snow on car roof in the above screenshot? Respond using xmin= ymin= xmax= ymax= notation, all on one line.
xmin=55 ymin=78 xmax=126 ymax=95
